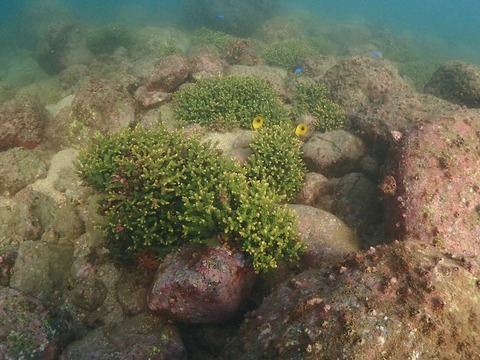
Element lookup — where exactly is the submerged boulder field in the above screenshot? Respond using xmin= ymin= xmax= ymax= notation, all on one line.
xmin=1 ymin=18 xmax=480 ymax=359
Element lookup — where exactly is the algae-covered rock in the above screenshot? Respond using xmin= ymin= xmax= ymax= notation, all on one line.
xmin=0 ymin=147 xmax=47 ymax=196
xmin=424 ymin=60 xmax=480 ymax=108
xmin=0 ymin=287 xmax=73 ymax=359
xmin=59 ymin=313 xmax=186 ymax=360
xmin=147 ymin=245 xmax=255 ymax=324
xmin=383 ymin=113 xmax=480 ymax=255
xmin=301 ymin=130 xmax=367 ymax=177
xmin=220 ymin=241 xmax=480 ymax=359
xmin=0 ymin=95 xmax=48 ymax=150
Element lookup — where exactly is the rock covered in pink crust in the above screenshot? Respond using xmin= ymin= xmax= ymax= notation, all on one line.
xmin=383 ymin=112 xmax=480 ymax=255
xmin=0 ymin=95 xmax=48 ymax=150
xmin=220 ymin=241 xmax=480 ymax=359
xmin=147 ymin=245 xmax=255 ymax=324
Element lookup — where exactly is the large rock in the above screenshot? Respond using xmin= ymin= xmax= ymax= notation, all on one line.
xmin=0 ymin=247 xmax=17 ymax=286
xmin=301 ymin=130 xmax=367 ymax=177
xmin=10 ymin=240 xmax=74 ymax=304
xmin=351 ymin=92 xmax=460 ymax=156
xmin=220 ymin=241 xmax=480 ymax=359
xmin=0 ymin=149 xmax=86 ymax=247
xmin=0 ymin=95 xmax=49 ymax=150
xmin=0 ymin=287 xmax=73 ymax=359
xmin=0 ymin=147 xmax=48 ymax=196
xmin=147 ymin=245 xmax=255 ymax=324
xmin=424 ymin=60 xmax=480 ymax=108
xmin=134 ymin=55 xmax=189 ymax=109
xmin=36 ymin=22 xmax=93 ymax=75
xmin=145 ymin=55 xmax=190 ymax=92
xmin=0 ymin=189 xmax=57 ymax=247
xmin=190 ymin=51 xmax=225 ymax=81
xmin=383 ymin=113 xmax=480 ymax=255
xmin=64 ymin=257 xmax=124 ymax=329
xmin=330 ymin=172 xmax=382 ymax=232
xmin=71 ymin=77 xmax=136 ymax=135
xmin=289 ymin=204 xmax=360 ymax=269
xmin=59 ymin=313 xmax=186 ymax=360
xmin=294 ymin=172 xmax=331 ymax=206
xmin=323 ymin=56 xmax=407 ymax=115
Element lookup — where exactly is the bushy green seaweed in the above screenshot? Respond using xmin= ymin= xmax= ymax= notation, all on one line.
xmin=190 ymin=27 xmax=237 ymax=52
xmin=173 ymin=76 xmax=289 ymax=129
xmin=77 ymin=126 xmax=304 ymax=272
xmin=245 ymin=123 xmax=306 ymax=202
xmin=261 ymin=39 xmax=317 ymax=69
xmin=292 ymin=82 xmax=348 ymax=132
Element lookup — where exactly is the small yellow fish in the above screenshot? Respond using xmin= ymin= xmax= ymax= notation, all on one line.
xmin=294 ymin=123 xmax=308 ymax=137
xmin=252 ymin=115 xmax=264 ymax=129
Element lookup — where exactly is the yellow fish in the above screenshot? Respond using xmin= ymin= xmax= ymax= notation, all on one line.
xmin=252 ymin=115 xmax=264 ymax=129
xmin=294 ymin=123 xmax=309 ymax=137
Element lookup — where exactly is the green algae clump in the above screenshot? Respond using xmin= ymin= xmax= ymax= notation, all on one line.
xmin=245 ymin=123 xmax=306 ymax=202
xmin=190 ymin=27 xmax=237 ymax=52
xmin=292 ymin=81 xmax=348 ymax=133
xmin=173 ymin=76 xmax=289 ymax=130
xmin=77 ymin=126 xmax=304 ymax=272
xmin=262 ymin=39 xmax=317 ymax=69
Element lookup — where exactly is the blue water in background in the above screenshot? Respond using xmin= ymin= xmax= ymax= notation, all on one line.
xmin=285 ymin=0 xmax=480 ymax=59
xmin=1 ymin=0 xmax=479 ymax=52
xmin=1 ymin=0 xmax=480 ymax=69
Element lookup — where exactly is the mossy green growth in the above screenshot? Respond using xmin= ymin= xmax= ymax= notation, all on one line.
xmin=261 ymin=39 xmax=317 ymax=69
xmin=292 ymin=82 xmax=348 ymax=133
xmin=77 ymin=126 xmax=304 ymax=272
xmin=191 ymin=27 xmax=237 ymax=52
xmin=223 ymin=179 xmax=306 ymax=272
xmin=173 ymin=76 xmax=289 ymax=129
xmin=245 ymin=123 xmax=306 ymax=202
xmin=86 ymin=24 xmax=133 ymax=55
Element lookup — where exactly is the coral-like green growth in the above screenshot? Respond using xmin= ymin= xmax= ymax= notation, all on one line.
xmin=245 ymin=123 xmax=306 ymax=202
xmin=86 ymin=24 xmax=133 ymax=55
xmin=261 ymin=39 xmax=317 ymax=69
xmin=292 ymin=82 xmax=348 ymax=133
xmin=77 ymin=126 xmax=304 ymax=272
xmin=191 ymin=27 xmax=237 ymax=52
xmin=223 ymin=179 xmax=306 ymax=273
xmin=173 ymin=76 xmax=289 ymax=129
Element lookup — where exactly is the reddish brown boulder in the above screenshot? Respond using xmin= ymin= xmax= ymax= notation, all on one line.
xmin=134 ymin=85 xmax=172 ymax=109
xmin=383 ymin=113 xmax=480 ymax=255
xmin=71 ymin=77 xmax=136 ymax=135
xmin=352 ymin=92 xmax=460 ymax=155
xmin=220 ymin=241 xmax=480 ymax=359
xmin=145 ymin=55 xmax=190 ymax=92
xmin=0 ymin=95 xmax=48 ymax=150
xmin=189 ymin=51 xmax=225 ymax=80
xmin=147 ymin=245 xmax=255 ymax=324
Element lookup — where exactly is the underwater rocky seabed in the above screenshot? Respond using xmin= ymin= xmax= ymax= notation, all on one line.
xmin=0 ymin=13 xmax=480 ymax=360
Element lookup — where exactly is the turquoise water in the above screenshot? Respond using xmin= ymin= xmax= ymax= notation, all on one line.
xmin=1 ymin=0 xmax=480 ymax=87
xmin=286 ymin=0 xmax=480 ymax=61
